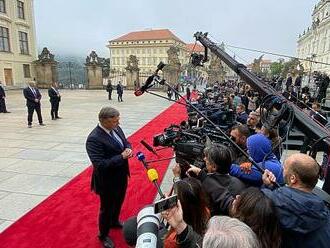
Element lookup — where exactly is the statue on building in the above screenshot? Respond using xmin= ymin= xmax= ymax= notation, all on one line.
xmin=125 ymin=55 xmax=139 ymax=71
xmin=33 ymin=47 xmax=58 ymax=88
xmin=167 ymin=46 xmax=181 ymax=67
xmin=207 ymin=53 xmax=226 ymax=84
xmin=85 ymin=51 xmax=102 ymax=66
xmin=37 ymin=47 xmax=56 ymax=63
xmin=163 ymin=46 xmax=181 ymax=87
xmin=251 ymin=55 xmax=264 ymax=75
xmin=125 ymin=55 xmax=139 ymax=90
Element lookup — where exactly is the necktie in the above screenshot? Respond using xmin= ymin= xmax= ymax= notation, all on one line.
xmin=110 ymin=130 xmax=124 ymax=149
xmin=31 ymin=88 xmax=37 ymax=97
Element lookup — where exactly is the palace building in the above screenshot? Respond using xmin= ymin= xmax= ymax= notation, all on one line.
xmin=297 ymin=0 xmax=330 ymax=75
xmin=0 ymin=0 xmax=37 ymax=87
xmin=107 ymin=29 xmax=188 ymax=73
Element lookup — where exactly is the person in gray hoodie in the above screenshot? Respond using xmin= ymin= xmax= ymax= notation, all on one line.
xmin=262 ymin=153 xmax=330 ymax=248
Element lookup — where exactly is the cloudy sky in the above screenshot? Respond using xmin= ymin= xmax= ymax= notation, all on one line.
xmin=34 ymin=0 xmax=319 ymax=62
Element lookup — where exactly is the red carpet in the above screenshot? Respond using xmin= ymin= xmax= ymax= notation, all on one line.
xmin=0 ymin=101 xmax=187 ymax=248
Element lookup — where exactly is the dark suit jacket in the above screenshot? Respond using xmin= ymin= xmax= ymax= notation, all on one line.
xmin=116 ymin=84 xmax=123 ymax=94
xmin=86 ymin=125 xmax=131 ymax=194
xmin=48 ymin=87 xmax=61 ymax=102
xmin=0 ymin=85 xmax=5 ymax=98
xmin=23 ymin=87 xmax=42 ymax=107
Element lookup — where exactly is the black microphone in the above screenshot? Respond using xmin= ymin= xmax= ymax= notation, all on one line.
xmin=134 ymin=62 xmax=166 ymax=96
xmin=134 ymin=75 xmax=155 ymax=96
xmin=140 ymin=139 xmax=159 ymax=157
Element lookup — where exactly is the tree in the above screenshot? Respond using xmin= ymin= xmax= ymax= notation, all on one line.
xmin=281 ymin=58 xmax=304 ymax=77
xmin=270 ymin=60 xmax=284 ymax=78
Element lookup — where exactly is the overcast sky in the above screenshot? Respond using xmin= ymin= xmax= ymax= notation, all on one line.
xmin=34 ymin=0 xmax=319 ymax=62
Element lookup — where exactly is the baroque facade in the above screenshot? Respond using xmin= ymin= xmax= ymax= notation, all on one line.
xmin=108 ymin=29 xmax=187 ymax=73
xmin=297 ymin=0 xmax=330 ymax=75
xmin=0 ymin=0 xmax=37 ymax=87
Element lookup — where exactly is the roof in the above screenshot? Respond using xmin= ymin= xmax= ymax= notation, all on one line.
xmin=186 ymin=43 xmax=204 ymax=52
xmin=111 ymin=29 xmax=185 ymax=43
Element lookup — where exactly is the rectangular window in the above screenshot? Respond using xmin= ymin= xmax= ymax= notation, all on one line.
xmin=0 ymin=0 xmax=6 ymax=13
xmin=17 ymin=0 xmax=25 ymax=19
xmin=0 ymin=26 xmax=10 ymax=52
xmin=18 ymin=31 xmax=29 ymax=54
xmin=23 ymin=64 xmax=31 ymax=78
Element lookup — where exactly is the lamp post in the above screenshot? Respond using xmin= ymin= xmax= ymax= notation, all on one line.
xmin=308 ymin=53 xmax=317 ymax=86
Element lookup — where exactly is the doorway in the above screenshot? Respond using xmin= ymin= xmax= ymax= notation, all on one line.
xmin=4 ymin=68 xmax=13 ymax=86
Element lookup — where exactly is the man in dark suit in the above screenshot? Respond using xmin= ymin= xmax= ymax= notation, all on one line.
xmin=86 ymin=107 xmax=133 ymax=248
xmin=106 ymin=80 xmax=113 ymax=100
xmin=0 ymin=81 xmax=10 ymax=113
xmin=116 ymin=81 xmax=123 ymax=102
xmin=23 ymin=81 xmax=44 ymax=128
xmin=48 ymin=82 xmax=61 ymax=120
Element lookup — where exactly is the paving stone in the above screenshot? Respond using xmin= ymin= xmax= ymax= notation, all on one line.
xmin=0 ymin=193 xmax=46 ymax=221
xmin=0 ymin=174 xmax=69 ymax=195
xmin=0 ymin=89 xmax=172 ymax=230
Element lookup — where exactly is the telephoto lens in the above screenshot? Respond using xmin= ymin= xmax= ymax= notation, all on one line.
xmin=136 ymin=206 xmax=161 ymax=248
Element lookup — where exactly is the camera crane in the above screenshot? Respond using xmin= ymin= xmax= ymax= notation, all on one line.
xmin=193 ymin=32 xmax=330 ymax=148
xmin=193 ymin=32 xmax=330 ymax=194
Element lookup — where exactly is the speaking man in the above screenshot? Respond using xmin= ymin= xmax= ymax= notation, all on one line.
xmin=86 ymin=107 xmax=133 ymax=248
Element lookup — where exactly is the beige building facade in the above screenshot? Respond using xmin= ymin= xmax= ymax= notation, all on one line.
xmin=297 ymin=0 xmax=330 ymax=75
xmin=0 ymin=0 xmax=37 ymax=87
xmin=107 ymin=29 xmax=187 ymax=73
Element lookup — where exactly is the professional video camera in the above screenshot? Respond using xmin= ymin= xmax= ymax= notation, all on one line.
xmin=153 ymin=124 xmax=205 ymax=172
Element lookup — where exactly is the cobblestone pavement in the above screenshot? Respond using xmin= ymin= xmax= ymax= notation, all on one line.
xmin=0 ymin=89 xmax=172 ymax=232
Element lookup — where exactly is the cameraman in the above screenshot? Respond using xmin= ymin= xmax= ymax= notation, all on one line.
xmin=230 ymin=125 xmax=250 ymax=165
xmin=186 ymin=144 xmax=246 ymax=215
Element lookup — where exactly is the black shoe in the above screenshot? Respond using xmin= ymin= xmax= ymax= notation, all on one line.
xmin=98 ymin=236 xmax=114 ymax=248
xmin=39 ymin=123 xmax=46 ymax=126
xmin=28 ymin=124 xmax=32 ymax=128
xmin=55 ymin=117 xmax=62 ymax=119
xmin=52 ymin=117 xmax=56 ymax=120
xmin=4 ymin=111 xmax=10 ymax=113
xmin=110 ymin=221 xmax=123 ymax=228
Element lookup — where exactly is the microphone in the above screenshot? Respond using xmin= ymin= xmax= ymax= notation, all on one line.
xmin=147 ymin=168 xmax=159 ymax=182
xmin=140 ymin=140 xmax=159 ymax=157
xmin=134 ymin=75 xmax=155 ymax=96
xmin=136 ymin=152 xmax=165 ymax=198
xmin=134 ymin=62 xmax=166 ymax=96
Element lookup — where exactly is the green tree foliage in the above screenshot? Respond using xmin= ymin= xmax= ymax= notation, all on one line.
xmin=270 ymin=60 xmax=284 ymax=77
xmin=281 ymin=58 xmax=304 ymax=77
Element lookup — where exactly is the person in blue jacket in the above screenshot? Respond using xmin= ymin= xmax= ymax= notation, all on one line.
xmin=230 ymin=133 xmax=283 ymax=186
xmin=262 ymin=153 xmax=330 ymax=248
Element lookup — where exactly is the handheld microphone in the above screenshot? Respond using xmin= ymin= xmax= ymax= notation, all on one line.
xmin=140 ymin=140 xmax=159 ymax=157
xmin=134 ymin=62 xmax=166 ymax=97
xmin=136 ymin=152 xmax=165 ymax=198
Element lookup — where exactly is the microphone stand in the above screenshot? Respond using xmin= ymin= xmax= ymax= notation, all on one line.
xmin=149 ymin=75 xmax=280 ymax=187
xmin=145 ymin=90 xmax=188 ymax=106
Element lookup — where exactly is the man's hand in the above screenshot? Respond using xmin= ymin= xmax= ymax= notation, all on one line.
xmin=121 ymin=148 xmax=133 ymax=159
xmin=262 ymin=169 xmax=276 ymax=186
xmin=125 ymin=148 xmax=134 ymax=158
xmin=161 ymin=200 xmax=187 ymax=234
xmin=172 ymin=163 xmax=181 ymax=177
xmin=186 ymin=165 xmax=201 ymax=177
xmin=240 ymin=162 xmax=252 ymax=174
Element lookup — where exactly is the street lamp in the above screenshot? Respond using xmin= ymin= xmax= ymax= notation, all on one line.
xmin=308 ymin=53 xmax=317 ymax=86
